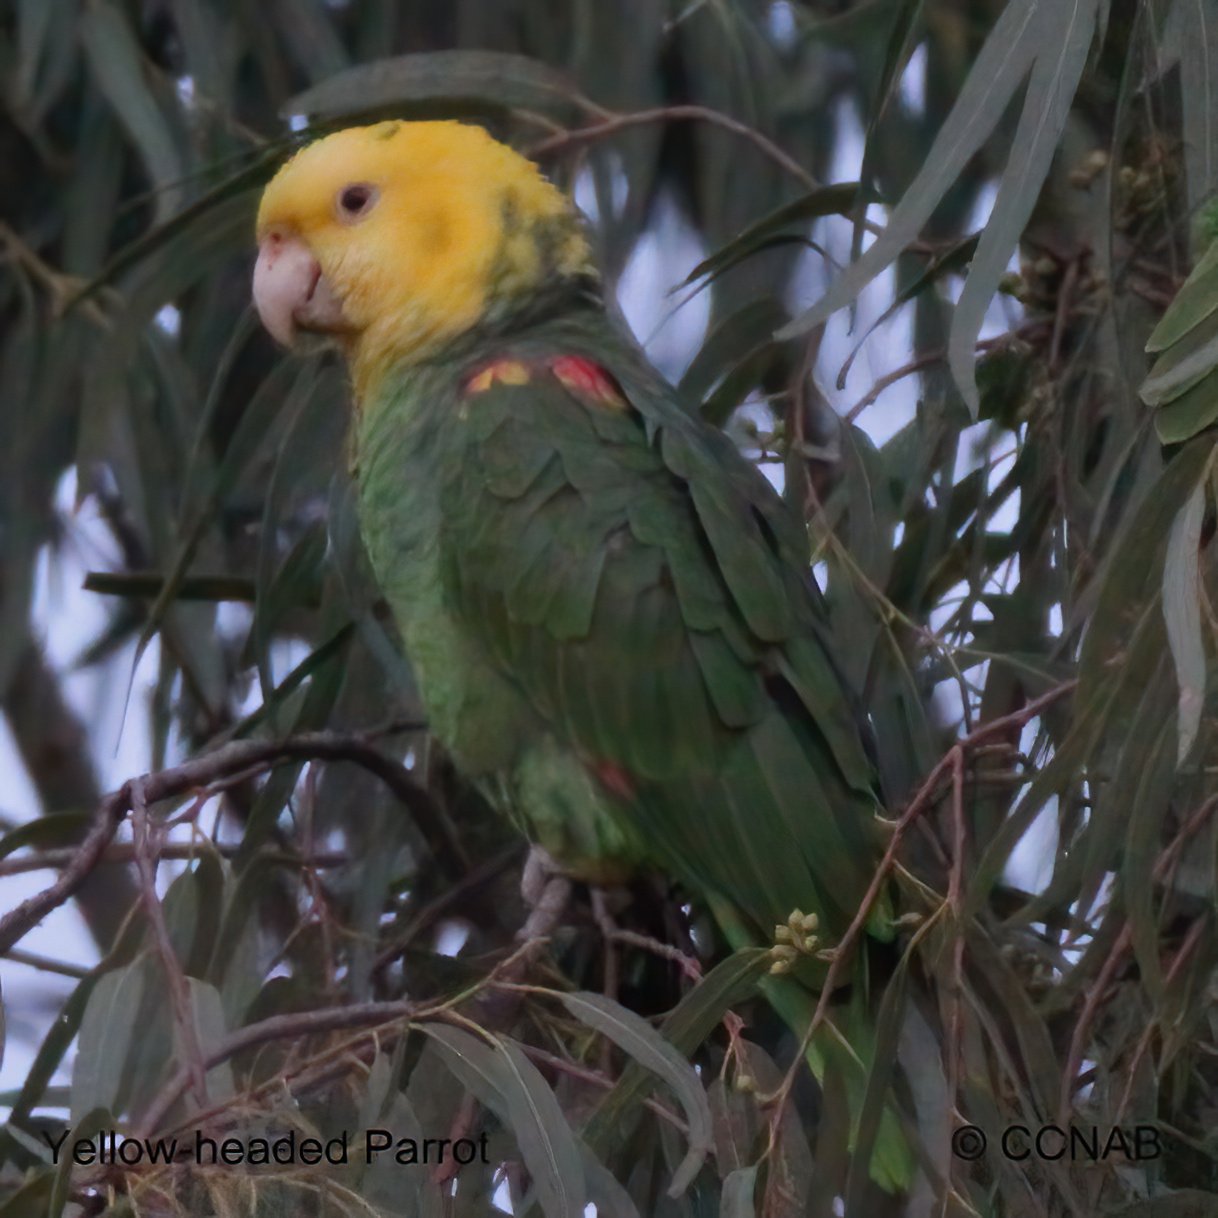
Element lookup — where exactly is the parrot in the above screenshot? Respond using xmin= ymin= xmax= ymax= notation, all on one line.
xmin=252 ymin=119 xmax=913 ymax=1192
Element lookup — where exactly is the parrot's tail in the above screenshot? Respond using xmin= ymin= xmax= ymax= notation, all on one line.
xmin=708 ymin=895 xmax=918 ymax=1195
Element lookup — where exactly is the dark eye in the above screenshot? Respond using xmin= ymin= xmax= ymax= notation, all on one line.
xmin=336 ymin=183 xmax=377 ymax=220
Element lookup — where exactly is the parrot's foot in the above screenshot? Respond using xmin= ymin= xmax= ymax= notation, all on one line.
xmin=521 ymin=845 xmax=562 ymax=908
xmin=517 ymin=846 xmax=572 ymax=944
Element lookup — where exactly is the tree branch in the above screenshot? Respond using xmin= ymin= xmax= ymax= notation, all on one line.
xmin=0 ymin=727 xmax=447 ymax=956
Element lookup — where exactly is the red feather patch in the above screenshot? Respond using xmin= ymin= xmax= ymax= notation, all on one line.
xmin=549 ymin=355 xmax=627 ymax=410
xmin=591 ymin=760 xmax=636 ymax=801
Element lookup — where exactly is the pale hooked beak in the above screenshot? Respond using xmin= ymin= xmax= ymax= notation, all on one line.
xmin=253 ymin=230 xmax=349 ymax=346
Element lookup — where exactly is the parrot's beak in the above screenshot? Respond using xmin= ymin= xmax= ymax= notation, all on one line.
xmin=253 ymin=230 xmax=349 ymax=346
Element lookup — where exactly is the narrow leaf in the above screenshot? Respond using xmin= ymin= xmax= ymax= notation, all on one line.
xmin=949 ymin=0 xmax=1099 ymax=414
xmin=1162 ymin=475 xmax=1208 ymax=763
xmin=71 ymin=964 xmax=144 ymax=1123
xmin=560 ymin=990 xmax=713 ymax=1196
xmin=285 ymin=50 xmax=582 ymax=122
xmin=721 ymin=1166 xmax=758 ymax=1218
xmin=778 ymin=0 xmax=1043 ymax=341
xmin=79 ymin=2 xmax=183 ymax=223
xmin=582 ymin=948 xmax=768 ymax=1157
xmin=499 ymin=1039 xmax=588 ymax=1218
xmin=424 ymin=1025 xmax=586 ymax=1218
xmin=677 ymin=184 xmax=860 ymax=289
xmin=1162 ymin=0 xmax=1218 ymax=216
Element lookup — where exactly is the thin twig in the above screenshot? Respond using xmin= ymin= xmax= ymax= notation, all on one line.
xmin=946 ymin=747 xmax=968 ymax=1143
xmin=762 ymin=680 xmax=1077 ymax=1156
xmin=0 ymin=785 xmax=132 ymax=956
xmin=370 ymin=845 xmax=523 ymax=979
xmin=131 ymin=778 xmax=209 ymax=1106
xmin=0 ymin=843 xmax=349 ymax=878
xmin=1058 ymin=794 xmax=1218 ymax=1120
xmin=530 ymin=104 xmax=819 ymax=192
xmin=520 ymin=1043 xmax=690 ymax=1136
xmin=3 ymin=946 xmax=91 ymax=978
xmin=605 ymin=927 xmax=702 ymax=981
xmin=136 ymin=999 xmax=419 ymax=1137
xmin=1048 ymin=257 xmax=1081 ymax=374
xmin=590 ymin=889 xmax=622 ymax=1008
xmin=0 ymin=726 xmax=447 ymax=956
xmin=1113 ymin=917 xmax=1207 ymax=1123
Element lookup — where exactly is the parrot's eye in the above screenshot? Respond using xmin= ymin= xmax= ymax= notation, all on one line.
xmin=336 ymin=183 xmax=378 ymax=221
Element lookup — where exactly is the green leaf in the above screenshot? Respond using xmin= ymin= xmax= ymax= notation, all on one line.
xmin=188 ymin=979 xmax=236 ymax=1103
xmin=48 ymin=1108 xmax=113 ymax=1218
xmin=1141 ymin=308 xmax=1218 ymax=407
xmin=851 ymin=0 xmax=928 ymax=262
xmin=133 ymin=355 xmax=310 ymax=675
xmin=0 ymin=1170 xmax=53 ymax=1218
xmin=70 ymin=964 xmax=145 ymax=1123
xmin=1162 ymin=473 xmax=1209 ymax=763
xmin=1146 ymin=240 xmax=1218 ymax=354
xmin=1161 ymin=0 xmax=1218 ymax=218
xmin=582 ymin=948 xmax=769 ymax=1161
xmin=679 ymin=298 xmax=790 ymax=405
xmin=577 ymin=1141 xmax=643 ymax=1218
xmin=559 ymin=991 xmax=713 ymax=1196
xmin=0 ymin=813 xmax=92 ymax=861
xmin=1152 ymin=372 xmax=1218 ymax=443
xmin=677 ymin=183 xmax=860 ymax=290
xmin=720 ymin=1166 xmax=758 ymax=1218
xmin=423 ymin=1025 xmax=587 ymax=1218
xmin=499 ymin=1039 xmax=588 ymax=1218
xmin=779 ymin=0 xmax=1043 ymax=341
xmin=284 ymin=50 xmax=583 ymax=123
xmin=948 ymin=0 xmax=1099 ymax=415
xmin=79 ymin=2 xmax=183 ymax=224
xmin=781 ymin=0 xmax=1100 ymax=416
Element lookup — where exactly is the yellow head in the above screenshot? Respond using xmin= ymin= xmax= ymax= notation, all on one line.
xmin=253 ymin=121 xmax=593 ymax=396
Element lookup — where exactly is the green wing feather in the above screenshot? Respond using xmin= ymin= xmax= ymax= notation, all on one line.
xmin=435 ymin=334 xmax=911 ymax=1189
xmin=441 ymin=351 xmax=880 ymax=922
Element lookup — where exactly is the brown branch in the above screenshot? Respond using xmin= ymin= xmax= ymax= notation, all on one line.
xmin=844 ymin=351 xmax=944 ymax=422
xmin=842 ymin=321 xmax=1052 ymax=421
xmin=0 ymin=785 xmax=133 ymax=957
xmin=3 ymin=946 xmax=91 ymax=978
xmin=0 ymin=727 xmax=441 ymax=956
xmin=605 ymin=927 xmax=703 ymax=982
xmin=135 ymin=999 xmax=418 ymax=1137
xmin=590 ymin=888 xmax=622 ymax=1007
xmin=0 ymin=843 xmax=349 ymax=878
xmin=530 ymin=104 xmax=819 ymax=192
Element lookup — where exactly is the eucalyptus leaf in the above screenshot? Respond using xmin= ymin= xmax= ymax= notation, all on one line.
xmin=285 ymin=50 xmax=583 ymax=122
xmin=560 ymin=991 xmax=713 ymax=1196
xmin=1162 ymin=474 xmax=1208 ymax=763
